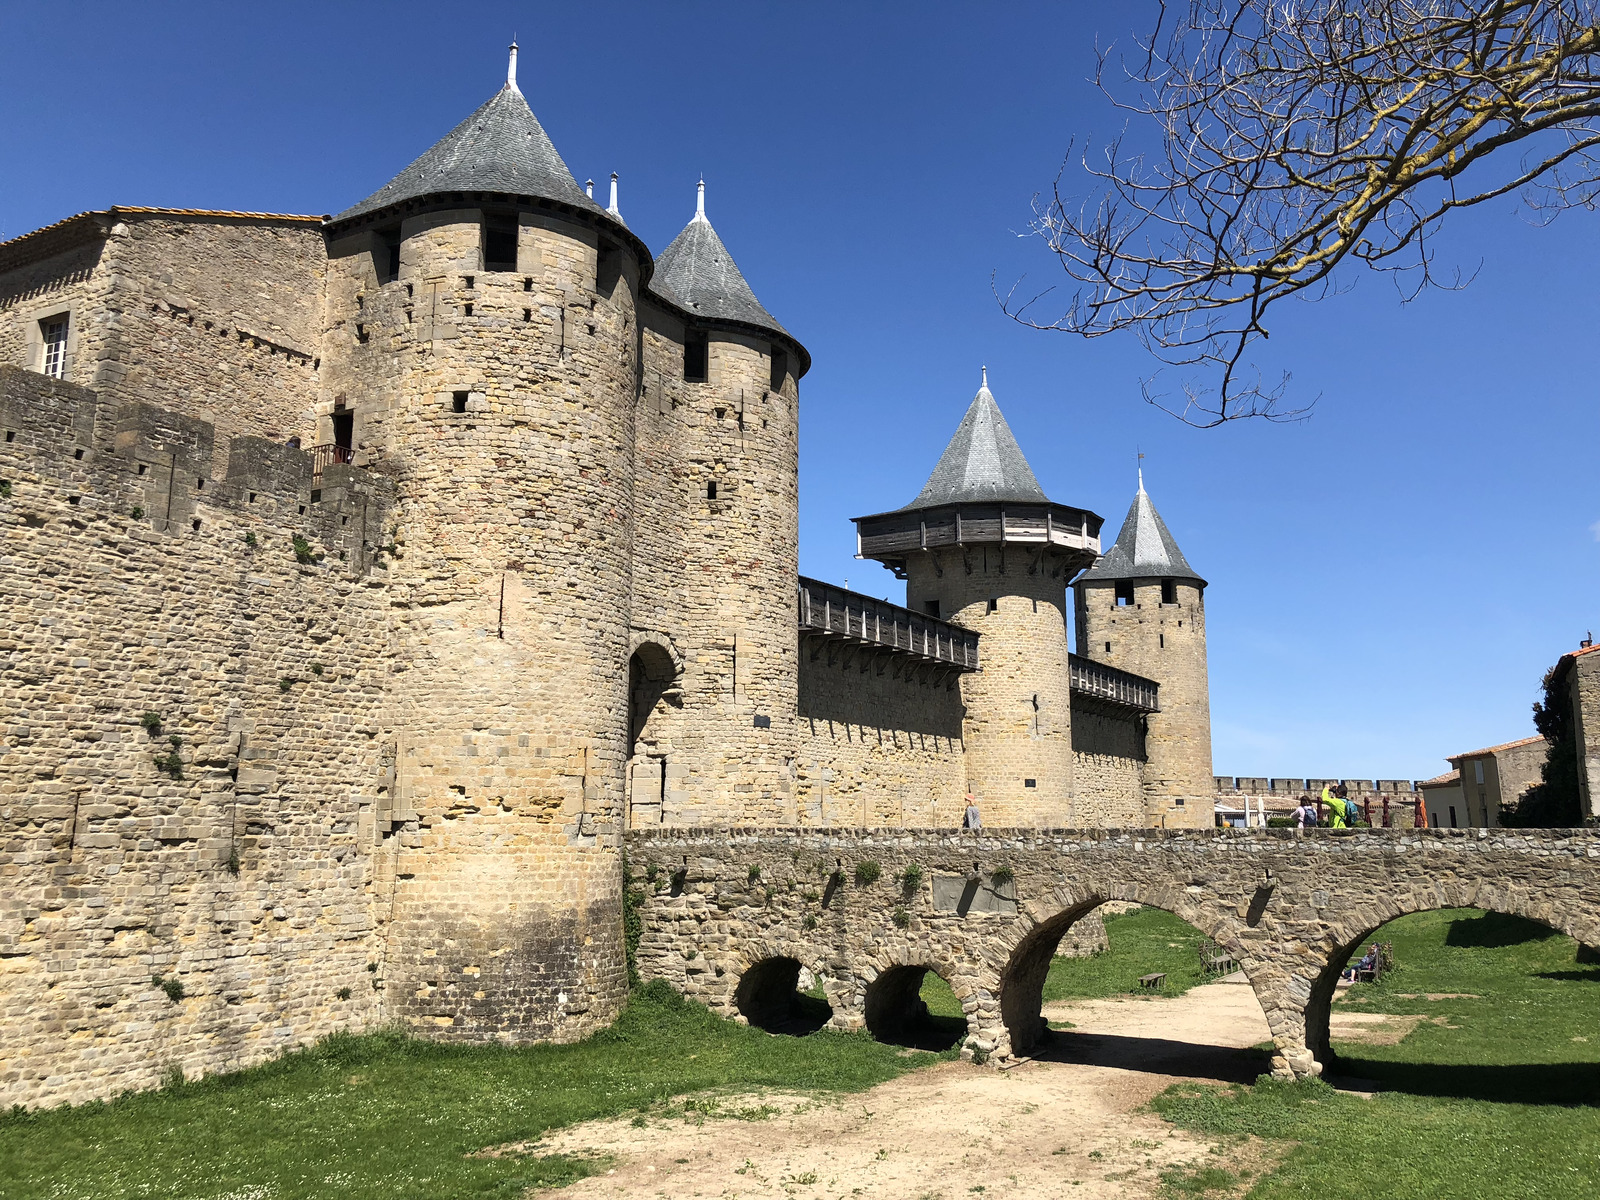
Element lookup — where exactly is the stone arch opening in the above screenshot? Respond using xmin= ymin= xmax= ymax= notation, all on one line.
xmin=626 ymin=638 xmax=680 ymax=825
xmin=999 ymin=898 xmax=1263 ymax=1072
xmin=1303 ymin=902 xmax=1600 ymax=1078
xmin=863 ymin=965 xmax=969 ymax=1051
xmin=734 ymin=957 xmax=833 ymax=1035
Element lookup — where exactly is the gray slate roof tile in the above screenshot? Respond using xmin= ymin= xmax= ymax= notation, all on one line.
xmin=649 ymin=212 xmax=788 ymax=338
xmin=1081 ymin=481 xmax=1205 ymax=585
xmin=335 ymin=84 xmax=609 ymax=223
xmin=903 ymin=381 xmax=1049 ymax=509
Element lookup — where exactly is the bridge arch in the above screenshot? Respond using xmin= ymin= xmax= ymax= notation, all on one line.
xmin=860 ymin=949 xmax=977 ymax=1051
xmin=995 ymin=880 xmax=1257 ymax=1061
xmin=730 ymin=941 xmax=837 ymax=1035
xmin=1301 ymin=887 xmax=1600 ymax=1068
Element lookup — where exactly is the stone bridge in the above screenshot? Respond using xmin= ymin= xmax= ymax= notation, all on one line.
xmin=627 ymin=826 xmax=1600 ymax=1077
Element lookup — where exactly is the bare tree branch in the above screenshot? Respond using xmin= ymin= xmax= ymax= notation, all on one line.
xmin=1008 ymin=1 xmax=1600 ymax=426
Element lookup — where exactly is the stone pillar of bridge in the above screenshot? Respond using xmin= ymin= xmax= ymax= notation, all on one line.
xmin=853 ymin=373 xmax=1102 ymax=827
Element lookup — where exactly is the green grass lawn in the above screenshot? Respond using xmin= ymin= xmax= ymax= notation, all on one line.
xmin=1043 ymin=905 xmax=1213 ymax=1002
xmin=1150 ymin=908 xmax=1600 ymax=1200
xmin=0 ymin=982 xmax=948 ymax=1200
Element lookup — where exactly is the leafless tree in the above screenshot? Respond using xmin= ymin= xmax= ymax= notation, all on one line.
xmin=1008 ymin=1 xmax=1600 ymax=425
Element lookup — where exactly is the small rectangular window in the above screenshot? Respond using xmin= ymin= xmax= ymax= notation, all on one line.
xmin=1448 ymin=805 xmax=1458 ymax=828
xmin=924 ymin=600 xmax=939 ymax=618
xmin=451 ymin=391 xmax=469 ymax=413
xmin=769 ymin=345 xmax=788 ymax=392
xmin=986 ymin=597 xmax=998 ymax=613
xmin=483 ymin=214 xmax=518 ymax=271
xmin=1114 ymin=581 xmax=1133 ymax=606
xmin=377 ymin=229 xmax=401 ymax=282
xmin=1104 ymin=641 xmax=1111 ymax=653
xmin=684 ymin=331 xmax=708 ymax=382
xmin=1024 ymin=779 xmax=1037 ymax=788
xmin=40 ymin=317 xmax=68 ymax=379
xmin=1473 ymin=760 xmax=1484 ymax=785
xmin=707 ymin=481 xmax=718 ymax=500
xmin=1161 ymin=579 xmax=1177 ymax=605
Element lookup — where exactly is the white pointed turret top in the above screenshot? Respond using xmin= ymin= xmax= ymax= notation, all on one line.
xmin=696 ymin=177 xmax=706 ymax=220
xmin=901 ymin=371 xmax=1050 ymax=509
xmin=1080 ymin=470 xmax=1205 ymax=586
xmin=608 ymin=172 xmax=620 ymax=217
xmin=507 ymin=41 xmax=520 ymax=94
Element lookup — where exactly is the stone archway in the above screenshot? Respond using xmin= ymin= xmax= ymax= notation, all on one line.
xmin=1300 ymin=892 xmax=1600 ymax=1069
xmin=863 ymin=962 xmax=972 ymax=1051
xmin=626 ymin=633 xmax=682 ymax=826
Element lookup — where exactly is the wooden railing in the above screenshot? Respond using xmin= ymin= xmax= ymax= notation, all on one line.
xmin=1068 ymin=653 xmax=1159 ymax=712
xmin=309 ymin=442 xmax=353 ymax=479
xmin=798 ymin=576 xmax=979 ymax=671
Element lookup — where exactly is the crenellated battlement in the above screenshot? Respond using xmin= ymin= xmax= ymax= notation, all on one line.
xmin=1 ymin=365 xmax=393 ymax=571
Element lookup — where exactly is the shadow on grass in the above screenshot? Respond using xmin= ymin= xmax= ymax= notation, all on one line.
xmin=1537 ymin=967 xmax=1600 ymax=983
xmin=757 ymin=990 xmax=834 ymax=1036
xmin=1444 ymin=911 xmax=1560 ymax=948
xmin=874 ymin=1013 xmax=967 ymax=1053
xmin=1030 ymin=1029 xmax=1273 ymax=1085
xmin=1330 ymin=1056 xmax=1600 ymax=1106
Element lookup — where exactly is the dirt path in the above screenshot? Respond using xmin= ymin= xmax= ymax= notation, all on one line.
xmin=524 ymin=977 xmax=1282 ymax=1199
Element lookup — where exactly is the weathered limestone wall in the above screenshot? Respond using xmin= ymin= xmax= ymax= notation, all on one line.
xmin=627 ymin=309 xmax=801 ymax=827
xmin=319 ymin=203 xmax=636 ymax=1044
xmin=1077 ymin=579 xmax=1211 ymax=827
xmin=628 ymin=825 xmax=1600 ymax=1079
xmin=795 ymin=652 xmax=968 ymax=825
xmin=906 ymin=547 xmax=1077 ymax=826
xmin=0 ymin=366 xmax=394 ymax=1110
xmin=0 ymin=213 xmax=328 ymax=471
xmin=1568 ymin=649 xmax=1600 ymax=819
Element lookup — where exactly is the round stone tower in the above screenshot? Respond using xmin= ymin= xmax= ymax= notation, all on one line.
xmin=319 ymin=47 xmax=649 ymax=1042
xmin=854 ymin=373 xmax=1102 ymax=826
xmin=1074 ymin=475 xmax=1212 ymax=828
xmin=631 ymin=183 xmax=807 ymax=824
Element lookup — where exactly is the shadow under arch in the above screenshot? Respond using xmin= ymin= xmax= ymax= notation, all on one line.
xmin=998 ymin=891 xmax=1257 ymax=1064
xmin=1303 ymin=897 xmax=1600 ymax=1073
xmin=863 ymin=964 xmax=970 ymax=1051
xmin=627 ymin=637 xmax=680 ymax=758
xmin=733 ymin=956 xmax=832 ymax=1036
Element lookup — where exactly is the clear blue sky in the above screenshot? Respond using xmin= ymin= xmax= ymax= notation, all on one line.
xmin=4 ymin=1 xmax=1594 ymax=782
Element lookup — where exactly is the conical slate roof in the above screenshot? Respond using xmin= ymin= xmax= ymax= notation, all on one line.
xmin=1080 ymin=477 xmax=1205 ymax=586
xmin=903 ymin=377 xmax=1049 ymax=509
xmin=334 ymin=82 xmax=607 ymax=223
xmin=651 ymin=202 xmax=789 ymax=338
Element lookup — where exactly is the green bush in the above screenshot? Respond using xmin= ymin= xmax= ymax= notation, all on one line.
xmin=139 ymin=711 xmax=162 ymax=734
xmin=854 ymin=860 xmax=881 ymax=886
xmin=900 ymin=863 xmax=924 ymax=898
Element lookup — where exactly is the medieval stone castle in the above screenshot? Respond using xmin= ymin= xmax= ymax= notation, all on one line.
xmin=0 ymin=51 xmax=1213 ymax=1108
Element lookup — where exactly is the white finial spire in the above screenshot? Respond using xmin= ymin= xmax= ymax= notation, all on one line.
xmin=981 ymin=365 xmax=988 ymax=389
xmin=585 ymin=178 xmax=594 ymax=199
xmin=696 ymin=177 xmax=706 ymax=220
xmin=607 ymin=172 xmax=620 ymax=217
xmin=1137 ymin=450 xmax=1147 ymax=493
xmin=507 ymin=41 xmax=520 ymax=95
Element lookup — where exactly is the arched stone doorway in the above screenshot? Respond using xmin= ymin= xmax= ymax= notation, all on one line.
xmin=626 ymin=636 xmax=681 ymax=826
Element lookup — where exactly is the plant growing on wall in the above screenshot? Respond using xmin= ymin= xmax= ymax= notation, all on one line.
xmin=892 ymin=906 xmax=911 ymax=929
xmin=990 ymin=865 xmax=1015 ymax=887
xmin=152 ymin=974 xmax=185 ymax=1003
xmin=291 ymin=534 xmax=320 ymax=564
xmin=900 ymin=864 xmax=924 ymax=898
xmin=139 ymin=711 xmax=162 ymax=734
xmin=153 ymin=736 xmax=183 ymax=780
xmin=242 ymin=531 xmax=257 ymax=548
xmin=0 ymin=481 xmax=12 ymax=498
xmin=854 ymin=860 xmax=881 ymax=886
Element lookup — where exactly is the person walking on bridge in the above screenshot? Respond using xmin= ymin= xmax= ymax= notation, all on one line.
xmin=1322 ymin=783 xmax=1348 ymax=828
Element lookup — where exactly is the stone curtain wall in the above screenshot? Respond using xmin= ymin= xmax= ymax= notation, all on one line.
xmin=795 ymin=651 xmax=968 ymax=825
xmin=0 ymin=367 xmax=395 ymax=1110
xmin=628 ymin=825 xmax=1600 ymax=1079
xmin=1070 ymin=697 xmax=1147 ymax=825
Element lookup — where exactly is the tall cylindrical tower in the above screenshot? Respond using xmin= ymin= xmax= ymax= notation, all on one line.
xmin=855 ymin=374 xmax=1101 ymax=826
xmin=630 ymin=185 xmax=807 ymax=825
xmin=1074 ymin=476 xmax=1212 ymax=828
xmin=320 ymin=58 xmax=650 ymax=1041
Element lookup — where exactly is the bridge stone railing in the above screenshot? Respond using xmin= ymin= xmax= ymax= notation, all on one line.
xmin=626 ymin=826 xmax=1600 ymax=1077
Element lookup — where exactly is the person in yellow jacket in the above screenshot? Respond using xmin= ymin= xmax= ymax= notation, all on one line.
xmin=1321 ymin=784 xmax=1348 ymax=828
